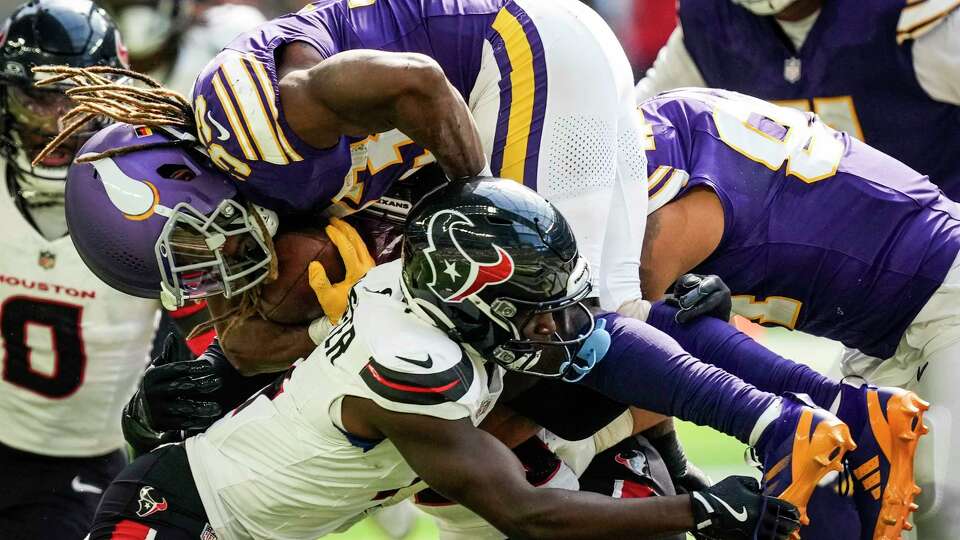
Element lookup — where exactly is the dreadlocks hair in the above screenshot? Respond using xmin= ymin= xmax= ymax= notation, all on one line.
xmin=30 ymin=64 xmax=198 ymax=166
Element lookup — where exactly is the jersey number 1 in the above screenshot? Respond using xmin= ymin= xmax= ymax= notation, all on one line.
xmin=1 ymin=296 xmax=85 ymax=398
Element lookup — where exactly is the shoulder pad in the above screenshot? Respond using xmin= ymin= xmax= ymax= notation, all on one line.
xmin=360 ymin=327 xmax=475 ymax=407
xmin=898 ymin=0 xmax=960 ymax=44
xmin=350 ymin=261 xmax=480 ymax=406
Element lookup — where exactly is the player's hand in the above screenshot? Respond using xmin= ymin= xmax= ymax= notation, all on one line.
xmin=122 ymin=334 xmax=224 ymax=454
xmin=690 ymin=476 xmax=800 ymax=540
xmin=666 ymin=273 xmax=732 ymax=324
xmin=309 ymin=217 xmax=376 ymax=323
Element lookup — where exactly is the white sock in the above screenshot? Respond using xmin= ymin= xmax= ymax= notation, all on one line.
xmin=749 ymin=398 xmax=783 ymax=447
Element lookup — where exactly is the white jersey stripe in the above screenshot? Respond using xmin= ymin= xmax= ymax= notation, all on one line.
xmin=245 ymin=55 xmax=304 ymax=162
xmin=221 ymin=54 xmax=290 ymax=165
xmin=647 ymin=167 xmax=690 ymax=214
xmin=211 ymin=72 xmax=258 ymax=160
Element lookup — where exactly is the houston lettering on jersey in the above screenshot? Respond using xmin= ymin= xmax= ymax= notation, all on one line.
xmin=0 ymin=274 xmax=97 ymax=299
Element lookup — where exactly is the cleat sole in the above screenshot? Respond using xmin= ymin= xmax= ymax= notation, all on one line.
xmin=867 ymin=390 xmax=929 ymax=540
xmin=775 ymin=409 xmax=856 ymax=532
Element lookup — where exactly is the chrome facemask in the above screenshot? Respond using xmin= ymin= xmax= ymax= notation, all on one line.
xmin=156 ymin=199 xmax=277 ymax=310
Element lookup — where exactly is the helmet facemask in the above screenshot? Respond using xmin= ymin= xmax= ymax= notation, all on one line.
xmin=483 ymin=257 xmax=597 ymax=380
xmin=2 ymin=85 xmax=107 ymax=204
xmin=156 ymin=199 xmax=277 ymax=310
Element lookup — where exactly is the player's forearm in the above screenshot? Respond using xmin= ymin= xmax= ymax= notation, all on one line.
xmin=388 ymin=73 xmax=486 ymax=179
xmin=218 ymin=318 xmax=313 ymax=375
xmin=206 ymin=295 xmax=312 ymax=375
xmin=354 ymin=53 xmax=485 ymax=178
xmin=291 ymin=50 xmax=486 ymax=178
xmin=498 ymin=488 xmax=694 ymax=539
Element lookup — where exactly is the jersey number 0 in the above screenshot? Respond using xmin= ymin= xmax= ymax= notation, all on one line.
xmin=1 ymin=296 xmax=85 ymax=398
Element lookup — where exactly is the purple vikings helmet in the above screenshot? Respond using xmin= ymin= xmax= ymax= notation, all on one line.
xmin=66 ymin=122 xmax=279 ymax=309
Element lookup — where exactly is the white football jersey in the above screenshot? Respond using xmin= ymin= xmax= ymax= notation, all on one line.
xmin=186 ymin=261 xmax=504 ymax=540
xmin=0 ymin=169 xmax=160 ymax=457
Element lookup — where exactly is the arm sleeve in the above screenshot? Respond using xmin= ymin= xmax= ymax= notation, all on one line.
xmin=634 ymin=26 xmax=707 ymax=103
xmin=643 ymin=302 xmax=840 ymax=409
xmin=580 ymin=312 xmax=778 ymax=444
xmin=912 ymin=8 xmax=960 ymax=106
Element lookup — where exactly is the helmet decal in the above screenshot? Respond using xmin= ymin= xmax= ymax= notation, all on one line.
xmin=114 ymin=29 xmax=130 ymax=69
xmin=89 ymin=157 xmax=166 ymax=221
xmin=423 ymin=210 xmax=515 ymax=303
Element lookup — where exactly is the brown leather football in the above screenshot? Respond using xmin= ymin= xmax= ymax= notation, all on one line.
xmin=257 ymin=217 xmax=404 ymax=324
xmin=258 ymin=228 xmax=344 ymax=324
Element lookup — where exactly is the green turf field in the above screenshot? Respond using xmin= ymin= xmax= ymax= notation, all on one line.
xmin=326 ymin=328 xmax=842 ymax=539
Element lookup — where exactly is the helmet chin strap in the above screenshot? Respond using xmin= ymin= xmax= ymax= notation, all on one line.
xmin=559 ymin=318 xmax=611 ymax=383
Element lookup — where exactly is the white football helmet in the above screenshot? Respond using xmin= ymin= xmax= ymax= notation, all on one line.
xmin=732 ymin=0 xmax=800 ymax=16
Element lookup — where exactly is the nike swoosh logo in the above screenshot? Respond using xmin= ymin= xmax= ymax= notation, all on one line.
xmin=207 ymin=111 xmax=230 ymax=141
xmin=362 ymin=287 xmax=393 ymax=296
xmin=709 ymin=493 xmax=748 ymax=522
xmin=917 ymin=362 xmax=929 ymax=382
xmin=396 ymin=354 xmax=433 ymax=369
xmin=71 ymin=476 xmax=103 ymax=495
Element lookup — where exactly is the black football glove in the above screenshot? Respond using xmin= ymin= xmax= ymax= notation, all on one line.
xmin=122 ymin=334 xmax=224 ymax=455
xmin=690 ymin=476 xmax=800 ymax=540
xmin=666 ymin=273 xmax=732 ymax=324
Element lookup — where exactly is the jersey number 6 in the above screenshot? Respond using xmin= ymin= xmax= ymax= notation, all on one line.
xmin=712 ymin=94 xmax=844 ymax=184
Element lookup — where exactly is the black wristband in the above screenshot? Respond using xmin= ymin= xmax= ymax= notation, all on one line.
xmin=648 ymin=428 xmax=688 ymax=479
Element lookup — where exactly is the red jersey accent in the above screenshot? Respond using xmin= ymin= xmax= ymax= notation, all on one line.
xmin=111 ymin=519 xmax=156 ymax=540
xmin=185 ymin=328 xmax=217 ymax=357
xmin=365 ymin=364 xmax=461 ymax=394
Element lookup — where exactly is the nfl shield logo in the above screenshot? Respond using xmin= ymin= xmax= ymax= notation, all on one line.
xmin=38 ymin=250 xmax=56 ymax=270
xmin=784 ymin=57 xmax=802 ymax=84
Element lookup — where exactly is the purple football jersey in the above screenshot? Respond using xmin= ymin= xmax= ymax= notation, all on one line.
xmin=643 ymin=88 xmax=960 ymax=359
xmin=678 ymin=0 xmax=960 ymax=200
xmin=190 ymin=0 xmax=517 ymax=214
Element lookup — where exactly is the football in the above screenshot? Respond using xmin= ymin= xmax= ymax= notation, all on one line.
xmin=258 ymin=228 xmax=344 ymax=324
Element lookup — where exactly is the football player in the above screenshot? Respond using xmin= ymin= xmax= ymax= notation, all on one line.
xmin=636 ymin=88 xmax=950 ymax=538
xmin=634 ymin=0 xmax=960 ymax=200
xmin=0 ymin=1 xmax=199 ymax=538
xmin=35 ymin=0 xmax=650 ymax=324
xmin=83 ymin=173 xmax=803 ymax=540
xmin=68 ymin=122 xmax=862 ymax=538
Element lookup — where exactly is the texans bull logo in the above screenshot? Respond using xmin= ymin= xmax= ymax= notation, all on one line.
xmin=424 ymin=210 xmax=514 ymax=303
